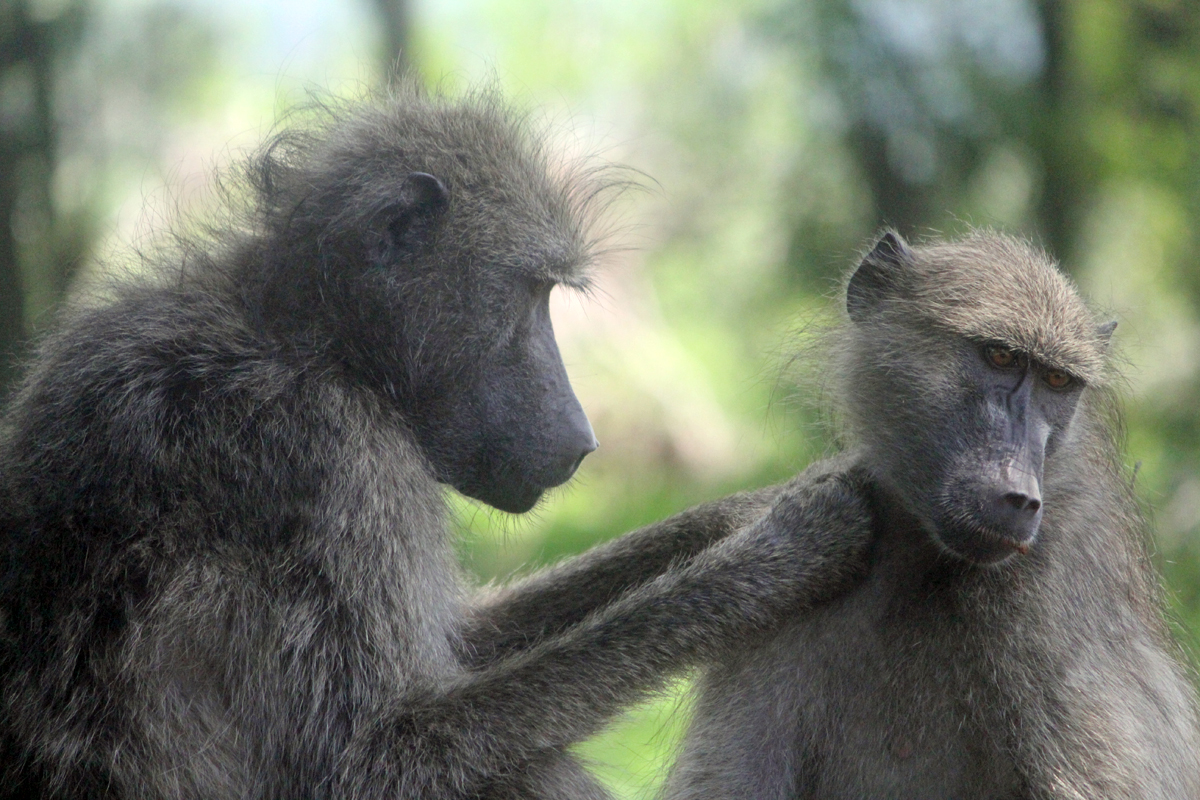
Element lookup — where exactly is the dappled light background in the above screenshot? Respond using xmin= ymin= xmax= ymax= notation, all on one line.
xmin=4 ymin=0 xmax=1200 ymax=796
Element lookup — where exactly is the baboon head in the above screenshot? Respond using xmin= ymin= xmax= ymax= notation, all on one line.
xmin=840 ymin=231 xmax=1114 ymax=564
xmin=247 ymin=91 xmax=601 ymax=513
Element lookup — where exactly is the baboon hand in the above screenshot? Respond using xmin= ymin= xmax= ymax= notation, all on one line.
xmin=756 ymin=467 xmax=874 ymax=602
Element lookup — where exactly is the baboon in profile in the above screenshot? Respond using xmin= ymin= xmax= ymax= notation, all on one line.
xmin=0 ymin=85 xmax=874 ymax=799
xmin=665 ymin=231 xmax=1200 ymax=799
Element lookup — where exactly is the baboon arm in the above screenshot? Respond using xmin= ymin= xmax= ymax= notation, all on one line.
xmin=345 ymin=473 xmax=871 ymax=799
xmin=457 ymin=485 xmax=785 ymax=668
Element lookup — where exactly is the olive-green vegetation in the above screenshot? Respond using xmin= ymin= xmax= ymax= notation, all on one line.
xmin=3 ymin=1 xmax=1199 ymax=797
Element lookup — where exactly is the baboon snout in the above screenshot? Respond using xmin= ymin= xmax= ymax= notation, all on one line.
xmin=570 ymin=413 xmax=599 ymax=465
xmin=982 ymin=469 xmax=1043 ymax=548
xmin=549 ymin=404 xmax=598 ymax=484
xmin=1001 ymin=491 xmax=1040 ymax=513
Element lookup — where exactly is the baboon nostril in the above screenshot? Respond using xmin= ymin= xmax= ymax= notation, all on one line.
xmin=1003 ymin=492 xmax=1040 ymax=513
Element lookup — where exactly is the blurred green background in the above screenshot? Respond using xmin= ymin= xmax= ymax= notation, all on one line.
xmin=3 ymin=0 xmax=1200 ymax=795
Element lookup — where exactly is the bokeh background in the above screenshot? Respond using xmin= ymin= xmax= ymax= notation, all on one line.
xmin=3 ymin=0 xmax=1199 ymax=795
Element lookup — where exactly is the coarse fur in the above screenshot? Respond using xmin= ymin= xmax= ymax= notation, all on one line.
xmin=664 ymin=231 xmax=1200 ymax=799
xmin=0 ymin=82 xmax=873 ymax=799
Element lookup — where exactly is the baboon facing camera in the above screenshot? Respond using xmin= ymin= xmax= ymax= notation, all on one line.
xmin=665 ymin=231 xmax=1200 ymax=799
xmin=0 ymin=86 xmax=875 ymax=799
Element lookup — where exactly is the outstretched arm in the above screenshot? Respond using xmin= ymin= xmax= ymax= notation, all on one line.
xmin=343 ymin=465 xmax=874 ymax=800
xmin=457 ymin=485 xmax=786 ymax=668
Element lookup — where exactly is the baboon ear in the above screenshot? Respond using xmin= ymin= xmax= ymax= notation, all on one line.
xmin=1097 ymin=319 xmax=1118 ymax=348
xmin=371 ymin=172 xmax=450 ymax=262
xmin=397 ymin=172 xmax=450 ymax=213
xmin=846 ymin=231 xmax=912 ymax=324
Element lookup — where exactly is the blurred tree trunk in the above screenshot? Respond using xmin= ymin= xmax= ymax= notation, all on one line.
xmin=1032 ymin=0 xmax=1070 ymax=264
xmin=374 ymin=0 xmax=411 ymax=73
xmin=0 ymin=1 xmax=86 ymax=398
xmin=0 ymin=147 xmax=25 ymax=398
xmin=0 ymin=3 xmax=43 ymax=396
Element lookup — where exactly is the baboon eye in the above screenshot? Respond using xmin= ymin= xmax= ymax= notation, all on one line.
xmin=1043 ymin=369 xmax=1073 ymax=390
xmin=985 ymin=344 xmax=1021 ymax=369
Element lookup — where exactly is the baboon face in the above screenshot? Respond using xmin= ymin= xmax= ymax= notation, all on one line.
xmin=887 ymin=332 xmax=1083 ymax=564
xmin=336 ymin=170 xmax=597 ymax=513
xmin=420 ymin=276 xmax=598 ymax=514
xmin=846 ymin=232 xmax=1098 ymax=565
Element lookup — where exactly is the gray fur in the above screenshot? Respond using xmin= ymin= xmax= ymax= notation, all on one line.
xmin=0 ymin=84 xmax=873 ymax=799
xmin=665 ymin=231 xmax=1200 ymax=799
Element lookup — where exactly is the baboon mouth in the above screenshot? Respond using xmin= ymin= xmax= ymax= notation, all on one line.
xmin=983 ymin=531 xmax=1036 ymax=557
xmin=937 ymin=519 xmax=1040 ymax=565
xmin=479 ymin=484 xmax=546 ymax=514
xmin=548 ymin=451 xmax=587 ymax=487
xmin=538 ymin=448 xmax=591 ymax=490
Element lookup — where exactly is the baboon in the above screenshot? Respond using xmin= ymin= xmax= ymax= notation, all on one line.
xmin=0 ymin=86 xmax=874 ymax=800
xmin=664 ymin=231 xmax=1200 ymax=799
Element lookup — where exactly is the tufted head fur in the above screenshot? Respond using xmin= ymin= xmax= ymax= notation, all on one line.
xmin=843 ymin=230 xmax=1112 ymax=385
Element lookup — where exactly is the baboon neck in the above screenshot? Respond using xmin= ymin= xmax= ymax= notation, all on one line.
xmin=866 ymin=480 xmax=968 ymax=583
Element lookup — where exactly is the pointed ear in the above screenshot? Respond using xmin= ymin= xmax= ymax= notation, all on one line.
xmin=846 ymin=230 xmax=913 ymax=324
xmin=397 ymin=172 xmax=450 ymax=212
xmin=1097 ymin=319 xmax=1117 ymax=349
xmin=370 ymin=172 xmax=450 ymax=262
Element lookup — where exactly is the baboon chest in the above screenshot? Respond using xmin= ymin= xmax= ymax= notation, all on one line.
xmin=688 ymin=547 xmax=1026 ymax=800
xmin=780 ymin=580 xmax=1023 ymax=799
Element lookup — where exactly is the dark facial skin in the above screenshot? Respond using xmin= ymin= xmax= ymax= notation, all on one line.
xmin=883 ymin=335 xmax=1084 ymax=565
xmin=354 ymin=172 xmax=597 ymax=514
xmin=433 ymin=282 xmax=598 ymax=513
